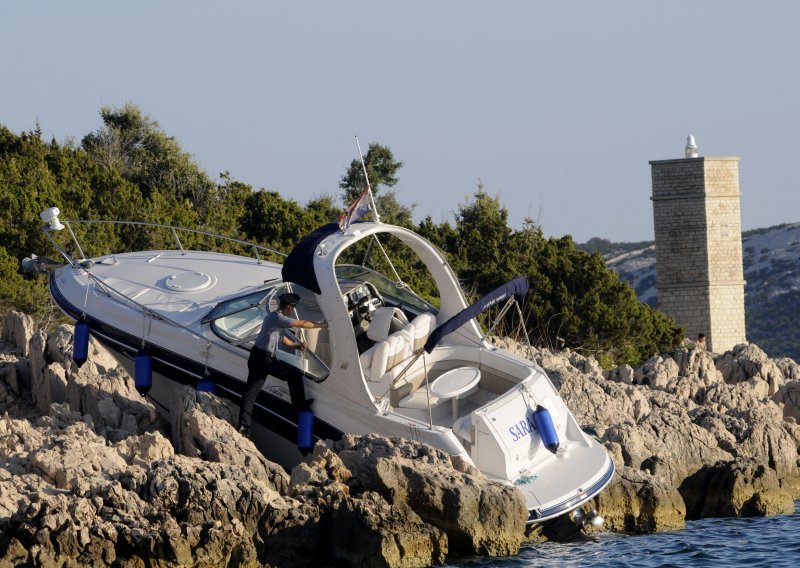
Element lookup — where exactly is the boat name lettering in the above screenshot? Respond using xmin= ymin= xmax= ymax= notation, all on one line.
xmin=508 ymin=415 xmax=537 ymax=442
xmin=265 ymin=385 xmax=289 ymax=398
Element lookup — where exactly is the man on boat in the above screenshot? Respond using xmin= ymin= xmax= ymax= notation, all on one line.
xmin=238 ymin=292 xmax=328 ymax=436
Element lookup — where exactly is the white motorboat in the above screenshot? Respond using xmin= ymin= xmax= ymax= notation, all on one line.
xmin=30 ymin=206 xmax=614 ymax=529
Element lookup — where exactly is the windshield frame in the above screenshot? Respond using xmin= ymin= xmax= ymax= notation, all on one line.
xmin=206 ymin=286 xmax=330 ymax=382
xmin=335 ymin=264 xmax=436 ymax=314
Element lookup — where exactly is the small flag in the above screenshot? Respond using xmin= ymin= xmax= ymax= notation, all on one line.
xmin=339 ymin=187 xmax=372 ymax=230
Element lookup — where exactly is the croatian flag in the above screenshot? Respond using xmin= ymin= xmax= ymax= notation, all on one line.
xmin=339 ymin=188 xmax=372 ymax=230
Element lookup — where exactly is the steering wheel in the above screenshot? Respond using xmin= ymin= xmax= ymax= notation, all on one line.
xmin=354 ymin=295 xmax=374 ymax=322
xmin=363 ymin=282 xmax=384 ymax=307
xmin=352 ymin=283 xmax=384 ymax=323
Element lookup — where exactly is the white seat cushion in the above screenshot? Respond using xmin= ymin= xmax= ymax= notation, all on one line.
xmin=397 ymin=387 xmax=444 ymax=409
xmin=367 ymin=307 xmax=409 ymax=342
xmin=408 ymin=313 xmax=436 ymax=351
xmin=370 ymin=333 xmax=409 ymax=381
xmin=359 ymin=346 xmax=375 ymax=372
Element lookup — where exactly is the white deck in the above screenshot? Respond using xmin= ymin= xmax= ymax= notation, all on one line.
xmin=83 ymin=250 xmax=283 ymax=326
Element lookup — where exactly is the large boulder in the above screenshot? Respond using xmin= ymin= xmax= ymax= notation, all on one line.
xmin=601 ymin=405 xmax=733 ymax=487
xmin=566 ymin=350 xmax=604 ymax=379
xmin=680 ymin=458 xmax=796 ymax=519
xmin=335 ymin=434 xmax=527 ymax=557
xmin=26 ymin=329 xmax=47 ymax=395
xmin=672 ymin=348 xmax=724 ymax=386
xmin=0 ymin=398 xmax=264 ymax=567
xmin=140 ymin=454 xmax=289 ymax=528
xmin=591 ymin=466 xmax=685 ymax=533
xmin=0 ymin=323 xmax=31 ymax=396
xmin=24 ymin=323 xmax=159 ymax=437
xmin=774 ymin=357 xmax=800 ymax=381
xmin=715 ymin=344 xmax=785 ymax=395
xmin=725 ymin=407 xmax=799 ymax=479
xmin=46 ymin=324 xmax=121 ymax=375
xmin=29 ymin=403 xmax=129 ymax=492
xmin=544 ymin=356 xmax=631 ymax=438
xmin=633 ymin=355 xmax=680 ymax=390
xmin=286 ymin=443 xmax=450 ymax=568
xmin=689 ymin=404 xmax=798 ymax=477
xmin=1 ymin=310 xmax=35 ymax=358
xmin=330 ymin=491 xmax=448 ymax=568
xmin=773 ymin=380 xmax=800 ymax=421
xmin=31 ymin=364 xmax=69 ymax=416
xmin=170 ymin=385 xmax=289 ymax=494
xmin=702 ymin=378 xmax=771 ymax=412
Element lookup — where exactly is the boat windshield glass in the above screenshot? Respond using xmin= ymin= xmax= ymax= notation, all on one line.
xmin=203 ymin=289 xmax=271 ymax=323
xmin=208 ymin=285 xmax=330 ymax=382
xmin=335 ymin=264 xmax=436 ymax=313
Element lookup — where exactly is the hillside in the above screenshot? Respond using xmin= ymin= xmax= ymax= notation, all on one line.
xmin=585 ymin=224 xmax=800 ymax=361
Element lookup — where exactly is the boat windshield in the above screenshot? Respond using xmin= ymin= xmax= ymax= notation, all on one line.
xmin=208 ymin=285 xmax=330 ymax=382
xmin=203 ymin=289 xmax=271 ymax=323
xmin=335 ymin=264 xmax=435 ymax=314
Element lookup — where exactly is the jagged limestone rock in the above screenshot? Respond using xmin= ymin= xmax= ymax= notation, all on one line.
xmin=590 ymin=466 xmax=686 ymax=533
xmin=336 ymin=434 xmax=527 ymax=557
xmin=330 ymin=491 xmax=448 ymax=568
xmin=680 ymin=458 xmax=796 ymax=519
xmin=170 ymin=385 xmax=290 ymax=495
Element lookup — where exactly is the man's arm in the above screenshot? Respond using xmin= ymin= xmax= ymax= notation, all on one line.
xmin=282 ymin=335 xmax=306 ymax=351
xmin=289 ymin=319 xmax=328 ymax=330
xmin=284 ymin=319 xmax=327 ymax=351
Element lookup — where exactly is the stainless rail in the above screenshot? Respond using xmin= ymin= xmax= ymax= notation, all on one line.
xmin=40 ymin=217 xmax=287 ymax=364
xmin=63 ymin=219 xmax=287 ymax=262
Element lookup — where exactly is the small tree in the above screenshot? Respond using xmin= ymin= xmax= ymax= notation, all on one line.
xmin=339 ymin=142 xmax=403 ymax=202
xmin=454 ymin=186 xmax=514 ymax=293
xmin=82 ymin=104 xmax=216 ymax=214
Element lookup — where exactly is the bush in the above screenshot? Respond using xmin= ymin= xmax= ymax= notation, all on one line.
xmin=0 ymin=115 xmax=683 ymax=364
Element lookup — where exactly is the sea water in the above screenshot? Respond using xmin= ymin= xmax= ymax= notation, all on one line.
xmin=447 ymin=501 xmax=800 ymax=568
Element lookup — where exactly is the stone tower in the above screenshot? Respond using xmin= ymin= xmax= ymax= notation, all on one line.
xmin=649 ymin=136 xmax=746 ymax=352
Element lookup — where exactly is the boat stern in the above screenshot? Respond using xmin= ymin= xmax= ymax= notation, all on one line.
xmin=461 ymin=377 xmax=615 ymax=524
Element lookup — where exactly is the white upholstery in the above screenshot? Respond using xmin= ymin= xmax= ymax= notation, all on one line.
xmin=367 ymin=307 xmax=409 ymax=342
xmin=396 ymin=387 xmax=443 ymax=409
xmin=302 ymin=328 xmax=331 ymax=366
xmin=408 ymin=313 xmax=436 ymax=351
xmin=360 ymin=311 xmax=438 ymax=387
xmin=359 ymin=347 xmax=375 ymax=371
xmin=369 ymin=333 xmax=410 ymax=381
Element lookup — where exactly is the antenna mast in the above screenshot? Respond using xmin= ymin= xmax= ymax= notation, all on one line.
xmin=355 ymin=136 xmax=381 ymax=223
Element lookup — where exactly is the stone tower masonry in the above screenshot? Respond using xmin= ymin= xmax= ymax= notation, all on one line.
xmin=649 ymin=138 xmax=746 ymax=352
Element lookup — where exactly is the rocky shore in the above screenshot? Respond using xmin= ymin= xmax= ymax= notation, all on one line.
xmin=492 ymin=336 xmax=800 ymax=534
xmin=2 ymin=309 xmax=799 ymax=567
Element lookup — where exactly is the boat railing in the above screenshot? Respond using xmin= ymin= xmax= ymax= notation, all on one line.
xmin=45 ymin=216 xmax=287 ymax=269
xmin=36 ymin=208 xmax=307 ymax=379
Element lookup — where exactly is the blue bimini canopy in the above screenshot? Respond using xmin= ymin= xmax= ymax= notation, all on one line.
xmin=423 ymin=276 xmax=529 ymax=353
xmin=281 ymin=222 xmax=340 ymax=294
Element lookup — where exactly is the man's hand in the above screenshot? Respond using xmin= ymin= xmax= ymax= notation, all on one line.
xmin=296 ymin=342 xmax=307 ymax=352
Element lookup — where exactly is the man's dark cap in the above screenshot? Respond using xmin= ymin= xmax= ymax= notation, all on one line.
xmin=278 ymin=292 xmax=301 ymax=306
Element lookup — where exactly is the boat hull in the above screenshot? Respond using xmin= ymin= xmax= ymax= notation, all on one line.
xmin=50 ymin=273 xmax=343 ymax=470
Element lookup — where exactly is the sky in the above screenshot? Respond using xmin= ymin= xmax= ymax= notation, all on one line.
xmin=2 ymin=1 xmax=799 ymax=243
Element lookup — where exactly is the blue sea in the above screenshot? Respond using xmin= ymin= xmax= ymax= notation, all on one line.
xmin=447 ymin=501 xmax=800 ymax=567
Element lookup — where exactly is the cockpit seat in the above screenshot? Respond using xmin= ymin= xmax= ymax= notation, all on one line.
xmin=361 ymin=331 xmax=410 ymax=381
xmin=303 ymin=327 xmax=331 ymax=366
xmin=407 ymin=312 xmax=436 ymax=351
xmin=366 ymin=307 xmax=409 ymax=342
xmin=360 ymin=312 xmax=438 ymax=388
